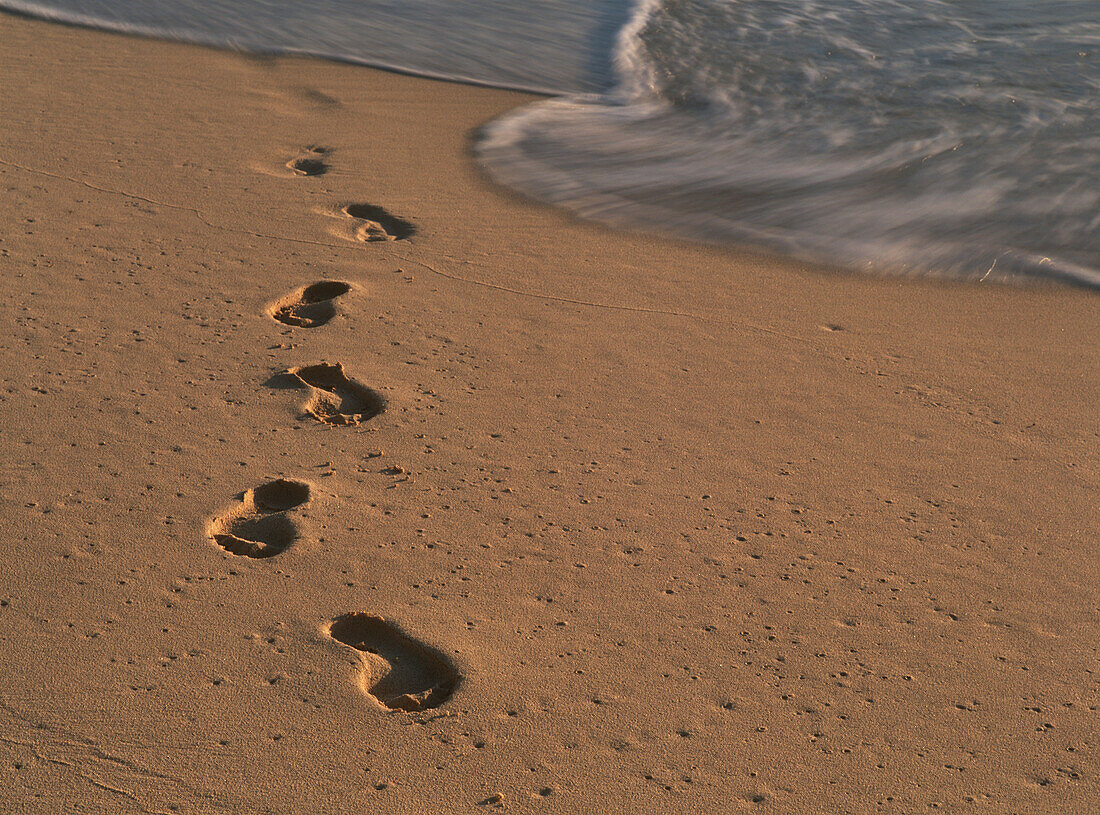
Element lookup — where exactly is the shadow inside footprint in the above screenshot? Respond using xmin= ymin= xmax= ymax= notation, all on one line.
xmin=286 ymin=146 xmax=330 ymax=176
xmin=329 ymin=613 xmax=459 ymax=711
xmin=270 ymin=280 xmax=351 ymax=328
xmin=208 ymin=478 xmax=311 ymax=559
xmin=285 ymin=362 xmax=384 ymax=425
xmin=252 ymin=478 xmax=311 ymax=511
xmin=342 ymin=203 xmax=416 ymax=241
xmin=213 ymin=515 xmax=298 ymax=558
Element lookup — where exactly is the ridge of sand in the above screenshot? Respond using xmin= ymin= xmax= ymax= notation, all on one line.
xmin=0 ymin=11 xmax=1097 ymax=814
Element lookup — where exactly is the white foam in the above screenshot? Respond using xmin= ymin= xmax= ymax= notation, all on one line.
xmin=478 ymin=0 xmax=1100 ymax=286
xmin=10 ymin=0 xmax=1098 ymax=286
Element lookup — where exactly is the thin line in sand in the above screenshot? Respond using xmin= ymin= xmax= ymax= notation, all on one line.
xmin=0 ymin=156 xmax=339 ymax=248
xmin=393 ymin=254 xmax=696 ymax=318
xmin=391 ymin=252 xmax=812 ymax=347
xmin=0 ymin=698 xmax=243 ymax=813
xmin=0 ymin=155 xmax=809 ymax=344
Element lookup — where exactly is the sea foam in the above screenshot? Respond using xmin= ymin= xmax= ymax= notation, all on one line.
xmin=7 ymin=0 xmax=1098 ymax=286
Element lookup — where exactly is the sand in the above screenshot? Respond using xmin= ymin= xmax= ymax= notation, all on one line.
xmin=0 ymin=11 xmax=1097 ymax=813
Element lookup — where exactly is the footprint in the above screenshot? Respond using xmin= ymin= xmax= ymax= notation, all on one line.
xmin=282 ymin=362 xmax=385 ymax=426
xmin=286 ymin=146 xmax=330 ymax=177
xmin=338 ymin=203 xmax=416 ymax=242
xmin=268 ymin=280 xmax=351 ymax=328
xmin=296 ymin=88 xmax=340 ymax=109
xmin=328 ymin=613 xmax=459 ymax=711
xmin=207 ymin=479 xmax=311 ymax=558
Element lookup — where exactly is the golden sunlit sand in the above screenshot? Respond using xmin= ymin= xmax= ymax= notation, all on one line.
xmin=1 ymin=12 xmax=1097 ymax=813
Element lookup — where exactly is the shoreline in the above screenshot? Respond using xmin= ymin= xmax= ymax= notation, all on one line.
xmin=0 ymin=4 xmax=568 ymax=96
xmin=4 ymin=8 xmax=1095 ymax=290
xmin=1 ymin=11 xmax=1097 ymax=814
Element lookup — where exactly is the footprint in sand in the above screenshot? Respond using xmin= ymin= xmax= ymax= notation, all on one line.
xmin=328 ymin=613 xmax=459 ymax=711
xmin=286 ymin=145 xmax=330 ymax=177
xmin=274 ymin=362 xmax=385 ymax=426
xmin=326 ymin=203 xmax=416 ymax=242
xmin=268 ymin=280 xmax=351 ymax=328
xmin=207 ymin=479 xmax=311 ymax=559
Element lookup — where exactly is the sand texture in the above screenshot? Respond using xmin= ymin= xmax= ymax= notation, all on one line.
xmin=1 ymin=12 xmax=1098 ymax=813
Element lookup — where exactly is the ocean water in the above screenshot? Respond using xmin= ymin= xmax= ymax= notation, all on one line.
xmin=6 ymin=0 xmax=1098 ymax=287
xmin=0 ymin=0 xmax=633 ymax=93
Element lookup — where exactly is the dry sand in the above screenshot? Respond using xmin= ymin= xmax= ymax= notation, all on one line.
xmin=1 ymin=11 xmax=1098 ymax=813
